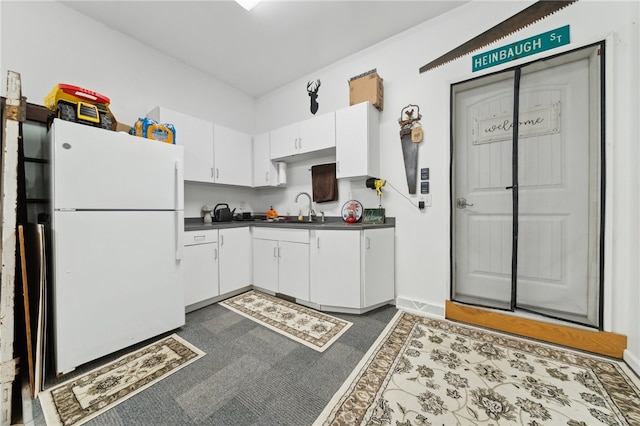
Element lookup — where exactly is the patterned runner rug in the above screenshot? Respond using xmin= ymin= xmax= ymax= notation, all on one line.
xmin=315 ymin=310 xmax=640 ymax=425
xmin=39 ymin=334 xmax=204 ymax=426
xmin=219 ymin=290 xmax=352 ymax=352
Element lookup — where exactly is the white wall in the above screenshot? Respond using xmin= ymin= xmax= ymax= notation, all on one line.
xmin=254 ymin=0 xmax=640 ymax=373
xmin=2 ymin=1 xmax=639 ymax=374
xmin=0 ymin=0 xmax=258 ymax=217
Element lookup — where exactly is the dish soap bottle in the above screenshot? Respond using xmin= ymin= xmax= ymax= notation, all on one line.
xmin=297 ymin=209 xmax=304 ymax=222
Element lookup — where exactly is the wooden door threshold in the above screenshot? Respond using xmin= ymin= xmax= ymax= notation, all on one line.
xmin=446 ymin=300 xmax=627 ymax=359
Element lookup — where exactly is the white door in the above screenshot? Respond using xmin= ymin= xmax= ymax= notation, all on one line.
xmin=50 ymin=118 xmax=184 ymax=210
xmin=53 ymin=210 xmax=184 ymax=373
xmin=314 ymin=230 xmax=361 ymax=308
xmin=218 ymin=227 xmax=252 ymax=294
xmin=363 ymin=228 xmax=395 ymax=307
xmin=278 ymin=241 xmax=310 ymax=300
xmin=253 ymin=238 xmax=279 ymax=292
xmin=183 ymin=232 xmax=219 ymax=306
xmin=148 ymin=107 xmax=214 ymax=183
xmin=298 ymin=111 xmax=335 ymax=154
xmin=269 ymin=123 xmax=299 ymax=160
xmin=213 ymin=124 xmax=252 ymax=186
xmin=453 ymin=53 xmax=598 ymax=324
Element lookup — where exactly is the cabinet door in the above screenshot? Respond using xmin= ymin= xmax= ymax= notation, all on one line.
xmin=298 ymin=111 xmax=335 ymax=154
xmin=363 ymin=228 xmax=395 ymax=307
xmin=253 ymin=132 xmax=277 ymax=187
xmin=147 ymin=107 xmax=214 ymax=183
xmin=313 ymin=230 xmax=361 ymax=308
xmin=183 ymin=242 xmax=219 ymax=306
xmin=219 ymin=227 xmax=252 ymax=294
xmin=252 ymin=238 xmax=279 ymax=293
xmin=278 ymin=241 xmax=310 ymax=301
xmin=269 ymin=123 xmax=299 ymax=160
xmin=213 ymin=124 xmax=252 ymax=186
xmin=336 ymin=102 xmax=379 ymax=179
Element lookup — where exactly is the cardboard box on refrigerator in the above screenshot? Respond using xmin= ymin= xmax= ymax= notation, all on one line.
xmin=349 ymin=70 xmax=383 ymax=111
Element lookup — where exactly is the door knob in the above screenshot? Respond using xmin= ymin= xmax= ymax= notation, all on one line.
xmin=456 ymin=198 xmax=474 ymax=209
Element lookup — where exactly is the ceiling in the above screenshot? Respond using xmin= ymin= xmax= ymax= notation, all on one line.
xmin=60 ymin=0 xmax=469 ymax=98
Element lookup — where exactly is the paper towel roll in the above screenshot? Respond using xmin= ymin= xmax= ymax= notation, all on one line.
xmin=276 ymin=162 xmax=287 ymax=186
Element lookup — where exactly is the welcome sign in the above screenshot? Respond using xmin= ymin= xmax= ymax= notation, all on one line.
xmin=473 ymin=102 xmax=561 ymax=145
xmin=472 ymin=26 xmax=570 ymax=72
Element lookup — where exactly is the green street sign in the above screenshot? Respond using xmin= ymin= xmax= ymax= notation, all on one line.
xmin=473 ymin=25 xmax=570 ymax=72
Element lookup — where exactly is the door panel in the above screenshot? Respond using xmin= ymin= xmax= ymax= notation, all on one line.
xmin=454 ymin=75 xmax=515 ymax=306
xmin=516 ymin=59 xmax=590 ymax=315
xmin=453 ymin=45 xmax=602 ymax=327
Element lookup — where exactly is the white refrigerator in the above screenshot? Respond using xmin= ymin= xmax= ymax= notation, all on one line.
xmin=48 ymin=119 xmax=185 ymax=374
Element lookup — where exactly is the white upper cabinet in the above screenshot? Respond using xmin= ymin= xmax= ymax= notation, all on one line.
xmin=253 ymin=132 xmax=278 ymax=187
xmin=269 ymin=122 xmax=299 ymax=160
xmin=270 ymin=111 xmax=336 ymax=161
xmin=335 ymin=101 xmax=380 ymax=179
xmin=148 ymin=107 xmax=253 ymax=187
xmin=298 ymin=111 xmax=336 ymax=155
xmin=147 ymin=106 xmax=214 ymax=183
xmin=213 ymin=124 xmax=252 ymax=187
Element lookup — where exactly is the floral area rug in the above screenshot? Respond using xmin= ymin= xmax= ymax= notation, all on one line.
xmin=219 ymin=290 xmax=352 ymax=352
xmin=39 ymin=334 xmax=204 ymax=426
xmin=315 ymin=310 xmax=640 ymax=426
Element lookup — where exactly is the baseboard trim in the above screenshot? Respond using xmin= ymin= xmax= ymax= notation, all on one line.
xmin=396 ymin=297 xmax=445 ymax=318
xmin=624 ymin=349 xmax=640 ymax=377
xmin=446 ymin=300 xmax=627 ymax=359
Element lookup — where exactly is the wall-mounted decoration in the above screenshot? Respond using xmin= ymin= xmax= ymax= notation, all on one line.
xmin=398 ymin=104 xmax=422 ymax=194
xmin=472 ymin=26 xmax=570 ymax=72
xmin=419 ymin=1 xmax=577 ymax=73
xmin=307 ymin=79 xmax=321 ymax=115
xmin=473 ymin=102 xmax=561 ymax=144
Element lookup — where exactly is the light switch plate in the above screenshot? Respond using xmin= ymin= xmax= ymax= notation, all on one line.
xmin=421 ymin=168 xmax=429 ymax=180
xmin=420 ymin=181 xmax=430 ymax=194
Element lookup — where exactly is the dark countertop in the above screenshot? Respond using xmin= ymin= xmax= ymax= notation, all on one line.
xmin=185 ymin=216 xmax=395 ymax=231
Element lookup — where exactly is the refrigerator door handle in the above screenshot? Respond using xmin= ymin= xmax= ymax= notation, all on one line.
xmin=175 ymin=211 xmax=184 ymax=261
xmin=175 ymin=160 xmax=184 ymax=210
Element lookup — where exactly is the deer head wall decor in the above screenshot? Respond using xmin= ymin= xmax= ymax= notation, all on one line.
xmin=307 ymin=79 xmax=321 ymax=115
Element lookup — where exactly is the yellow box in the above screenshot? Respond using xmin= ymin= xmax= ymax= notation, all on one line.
xmin=349 ymin=71 xmax=383 ymax=111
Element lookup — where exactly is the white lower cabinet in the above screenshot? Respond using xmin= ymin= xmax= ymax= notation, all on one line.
xmin=252 ymin=228 xmax=310 ymax=300
xmin=183 ymin=230 xmax=219 ymax=307
xmin=312 ymin=228 xmax=394 ymax=310
xmin=218 ymin=227 xmax=252 ymax=295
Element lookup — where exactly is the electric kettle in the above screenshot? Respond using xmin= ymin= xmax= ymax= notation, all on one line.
xmin=213 ymin=203 xmax=235 ymax=222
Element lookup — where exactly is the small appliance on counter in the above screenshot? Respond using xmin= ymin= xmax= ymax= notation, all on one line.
xmin=213 ymin=203 xmax=235 ymax=222
xmin=201 ymin=204 xmax=214 ymax=223
xmin=233 ymin=211 xmax=255 ymax=221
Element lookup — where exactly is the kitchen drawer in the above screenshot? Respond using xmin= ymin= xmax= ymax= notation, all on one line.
xmin=184 ymin=229 xmax=218 ymax=246
xmin=252 ymin=227 xmax=309 ymax=244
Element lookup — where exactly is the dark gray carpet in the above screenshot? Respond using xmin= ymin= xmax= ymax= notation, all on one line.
xmin=31 ymin=301 xmax=398 ymax=425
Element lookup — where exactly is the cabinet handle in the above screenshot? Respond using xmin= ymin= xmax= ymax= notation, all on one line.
xmin=216 ymin=168 xmax=219 ymax=179
xmin=266 ymin=171 xmax=269 ymax=183
xmin=220 ymin=234 xmax=224 ymax=246
xmin=214 ymin=248 xmax=218 ymax=260
xmin=298 ymin=137 xmax=302 ymax=150
xmin=211 ymin=167 xmax=215 ymax=178
xmin=278 ymin=246 xmax=281 ymax=258
xmin=294 ymin=138 xmax=298 ymax=150
xmin=273 ymin=247 xmax=277 ymax=257
xmin=317 ymin=237 xmax=320 ymax=249
xmin=366 ymin=237 xmax=371 ymax=250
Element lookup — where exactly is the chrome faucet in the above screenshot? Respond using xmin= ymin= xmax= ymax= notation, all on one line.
xmin=295 ymin=191 xmax=315 ymax=222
